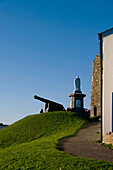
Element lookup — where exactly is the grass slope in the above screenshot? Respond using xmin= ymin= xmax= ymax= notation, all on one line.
xmin=0 ymin=111 xmax=113 ymax=169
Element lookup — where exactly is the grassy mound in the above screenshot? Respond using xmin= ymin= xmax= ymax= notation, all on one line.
xmin=0 ymin=111 xmax=86 ymax=148
xmin=0 ymin=111 xmax=113 ymax=169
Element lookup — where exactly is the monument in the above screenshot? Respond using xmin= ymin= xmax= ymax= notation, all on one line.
xmin=69 ymin=76 xmax=88 ymax=116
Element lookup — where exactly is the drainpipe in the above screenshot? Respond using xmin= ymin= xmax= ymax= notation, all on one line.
xmin=98 ymin=33 xmax=103 ymax=142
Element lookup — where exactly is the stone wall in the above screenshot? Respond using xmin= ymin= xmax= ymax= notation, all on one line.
xmin=103 ymin=133 xmax=113 ymax=145
xmin=90 ymin=55 xmax=101 ymax=117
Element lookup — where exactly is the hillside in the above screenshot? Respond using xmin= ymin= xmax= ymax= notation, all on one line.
xmin=0 ymin=111 xmax=113 ymax=169
xmin=0 ymin=111 xmax=86 ymax=149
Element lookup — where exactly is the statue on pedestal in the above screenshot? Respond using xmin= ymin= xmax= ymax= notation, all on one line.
xmin=69 ymin=75 xmax=86 ymax=110
xmin=74 ymin=76 xmax=81 ymax=93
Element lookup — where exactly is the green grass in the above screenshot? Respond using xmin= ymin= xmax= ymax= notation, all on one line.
xmin=0 ymin=111 xmax=113 ymax=169
xmin=101 ymin=143 xmax=113 ymax=150
xmin=89 ymin=115 xmax=101 ymax=121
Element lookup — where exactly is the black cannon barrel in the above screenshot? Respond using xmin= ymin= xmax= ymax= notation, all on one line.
xmin=34 ymin=95 xmax=63 ymax=106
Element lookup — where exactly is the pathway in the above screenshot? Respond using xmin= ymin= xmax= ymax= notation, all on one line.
xmin=59 ymin=120 xmax=113 ymax=162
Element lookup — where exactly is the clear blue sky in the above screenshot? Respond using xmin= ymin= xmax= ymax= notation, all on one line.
xmin=0 ymin=0 xmax=113 ymax=124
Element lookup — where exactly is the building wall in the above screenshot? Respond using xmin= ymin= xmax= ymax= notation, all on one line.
xmin=90 ymin=55 xmax=101 ymax=117
xmin=102 ymin=33 xmax=113 ymax=135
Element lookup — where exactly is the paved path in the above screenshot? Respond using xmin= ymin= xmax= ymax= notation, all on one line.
xmin=59 ymin=120 xmax=113 ymax=162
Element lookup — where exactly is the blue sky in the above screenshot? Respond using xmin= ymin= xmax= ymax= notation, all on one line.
xmin=0 ymin=0 xmax=113 ymax=124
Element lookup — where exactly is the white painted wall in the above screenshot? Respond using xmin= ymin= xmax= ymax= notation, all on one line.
xmin=103 ymin=33 xmax=113 ymax=135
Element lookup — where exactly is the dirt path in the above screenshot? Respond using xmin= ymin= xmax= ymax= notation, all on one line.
xmin=59 ymin=120 xmax=113 ymax=162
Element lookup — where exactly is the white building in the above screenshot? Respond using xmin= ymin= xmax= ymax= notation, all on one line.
xmin=99 ymin=28 xmax=113 ymax=141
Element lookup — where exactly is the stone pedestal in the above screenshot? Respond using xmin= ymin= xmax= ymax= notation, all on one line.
xmin=69 ymin=91 xmax=86 ymax=112
xmin=68 ymin=76 xmax=89 ymax=117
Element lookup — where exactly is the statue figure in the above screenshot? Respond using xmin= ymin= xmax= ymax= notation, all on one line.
xmin=74 ymin=76 xmax=81 ymax=92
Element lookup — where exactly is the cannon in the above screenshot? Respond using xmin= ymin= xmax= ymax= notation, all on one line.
xmin=34 ymin=95 xmax=64 ymax=112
